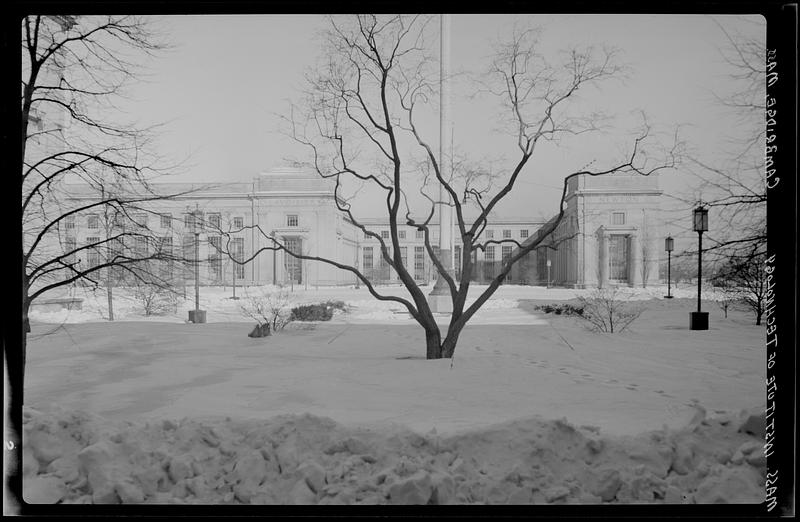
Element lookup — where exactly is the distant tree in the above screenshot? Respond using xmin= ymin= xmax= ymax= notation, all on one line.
xmin=20 ymin=16 xmax=191 ymax=381
xmin=680 ymin=18 xmax=766 ymax=264
xmin=216 ymin=15 xmax=678 ymax=359
xmin=712 ymin=253 xmax=767 ymax=325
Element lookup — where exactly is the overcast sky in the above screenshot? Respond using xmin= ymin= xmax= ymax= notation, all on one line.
xmin=120 ymin=14 xmax=765 ymax=237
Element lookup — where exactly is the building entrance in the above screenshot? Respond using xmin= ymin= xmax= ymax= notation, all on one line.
xmin=608 ymin=234 xmax=629 ymax=283
xmin=284 ymin=237 xmax=302 ymax=284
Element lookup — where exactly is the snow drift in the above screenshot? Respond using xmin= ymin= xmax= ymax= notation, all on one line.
xmin=22 ymin=405 xmax=767 ymax=505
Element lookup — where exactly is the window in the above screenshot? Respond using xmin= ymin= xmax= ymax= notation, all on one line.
xmin=400 ymin=246 xmax=407 ymax=267
xmin=486 ymin=229 xmax=494 ymax=239
xmin=159 ymin=237 xmax=173 ymax=279
xmin=87 ymin=214 xmax=99 ymax=229
xmin=134 ymin=236 xmax=148 ymax=257
xmin=209 ymin=258 xmax=222 ymax=280
xmin=64 ymin=237 xmax=76 ymax=264
xmin=363 ymin=246 xmax=374 ymax=270
xmin=64 ymin=215 xmax=75 ymax=230
xmin=184 ymin=213 xmax=195 ymax=229
xmin=86 ymin=237 xmax=101 ymax=268
xmin=381 ymin=230 xmax=390 ymax=239
xmin=208 ymin=236 xmax=222 ymax=254
xmin=182 ymin=235 xmax=195 ymax=277
xmin=233 ymin=216 xmax=244 ymax=229
xmin=364 ymin=230 xmax=370 ymax=240
xmin=454 ymin=245 xmax=462 ymax=278
xmin=380 ymin=247 xmax=390 ymax=268
xmin=287 ymin=214 xmax=298 ymax=227
xmin=399 ymin=230 xmax=406 ymax=239
xmin=134 ymin=213 xmax=148 ymax=228
xmin=502 ymin=245 xmax=513 ymax=264
xmin=484 ymin=245 xmax=496 ymax=279
xmin=414 ymin=246 xmax=425 ymax=280
xmin=208 ymin=213 xmax=221 ymax=229
xmin=520 ymin=229 xmax=528 ymax=239
xmin=113 ymin=212 xmax=124 ymax=228
xmin=160 ymin=236 xmax=173 ymax=256
xmin=161 ymin=213 xmax=172 ymax=229
xmin=503 ymin=229 xmax=511 ymax=239
xmin=232 ymin=238 xmax=245 ymax=279
xmin=416 ymin=229 xmax=424 ymax=239
xmin=612 ymin=212 xmax=625 ymax=225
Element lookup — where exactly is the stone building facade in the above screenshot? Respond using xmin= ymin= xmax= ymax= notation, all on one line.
xmin=513 ymin=171 xmax=663 ymax=288
xmin=60 ymin=168 xmax=662 ymax=289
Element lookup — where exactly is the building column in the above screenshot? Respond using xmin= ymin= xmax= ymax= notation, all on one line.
xmin=629 ymin=233 xmax=641 ymax=287
xmin=599 ymin=233 xmax=609 ymax=288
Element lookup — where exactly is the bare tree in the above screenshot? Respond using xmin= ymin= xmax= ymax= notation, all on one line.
xmin=20 ymin=15 xmax=192 ymax=380
xmin=679 ymin=19 xmax=766 ymax=264
xmin=712 ymin=253 xmax=768 ymax=325
xmin=215 ymin=15 xmax=678 ymax=359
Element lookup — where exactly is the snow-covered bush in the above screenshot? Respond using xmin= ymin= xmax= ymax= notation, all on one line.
xmin=240 ymin=287 xmax=293 ymax=332
xmin=576 ymin=287 xmax=643 ymax=333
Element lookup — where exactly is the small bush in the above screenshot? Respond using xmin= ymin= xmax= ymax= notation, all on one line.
xmin=576 ymin=287 xmax=643 ymax=333
xmin=133 ymin=283 xmax=179 ymax=316
xmin=534 ymin=303 xmax=584 ymax=316
xmin=240 ymin=288 xmax=293 ymax=333
xmin=289 ymin=300 xmax=349 ymax=322
xmin=291 ymin=303 xmax=334 ymax=322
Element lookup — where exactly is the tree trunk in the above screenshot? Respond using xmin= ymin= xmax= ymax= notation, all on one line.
xmin=441 ymin=329 xmax=462 ymax=359
xmin=106 ymin=281 xmax=114 ymax=321
xmin=425 ymin=327 xmax=443 ymax=359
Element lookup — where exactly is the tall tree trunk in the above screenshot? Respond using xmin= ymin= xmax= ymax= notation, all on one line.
xmin=106 ymin=278 xmax=114 ymax=321
xmin=425 ymin=326 xmax=443 ymax=359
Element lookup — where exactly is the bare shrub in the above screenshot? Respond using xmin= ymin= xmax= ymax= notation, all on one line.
xmin=576 ymin=287 xmax=643 ymax=333
xmin=132 ymin=283 xmax=179 ymax=316
xmin=241 ymin=287 xmax=293 ymax=333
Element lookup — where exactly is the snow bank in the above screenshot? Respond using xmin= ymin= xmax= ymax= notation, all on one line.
xmin=22 ymin=405 xmax=767 ymax=505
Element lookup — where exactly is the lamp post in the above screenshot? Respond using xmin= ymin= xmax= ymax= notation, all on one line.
xmin=664 ymin=236 xmax=674 ymax=299
xmin=546 ymin=258 xmax=551 ymax=288
xmin=689 ymin=206 xmax=708 ymax=330
xmin=188 ymin=208 xmax=206 ymax=323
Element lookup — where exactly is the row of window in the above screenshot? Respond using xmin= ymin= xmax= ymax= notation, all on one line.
xmin=365 ymin=228 xmax=530 ymax=240
xmin=71 ymin=234 xmax=248 ymax=280
xmin=361 ymin=244 xmax=514 ymax=275
xmin=65 ymin=213 xmax=302 ymax=231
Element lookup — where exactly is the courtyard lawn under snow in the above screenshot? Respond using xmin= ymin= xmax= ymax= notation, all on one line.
xmin=21 ymin=284 xmax=768 ymax=505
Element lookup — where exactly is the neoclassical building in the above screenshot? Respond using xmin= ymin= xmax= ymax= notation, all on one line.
xmin=517 ymin=171 xmax=663 ymax=288
xmin=60 ymin=167 xmax=662 ymax=289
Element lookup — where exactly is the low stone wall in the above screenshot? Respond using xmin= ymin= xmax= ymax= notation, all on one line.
xmin=30 ymin=298 xmax=84 ymax=313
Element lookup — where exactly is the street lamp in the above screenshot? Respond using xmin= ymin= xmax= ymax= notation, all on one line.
xmin=546 ymin=258 xmax=551 ymax=288
xmin=664 ymin=236 xmax=674 ymax=299
xmin=689 ymin=206 xmax=708 ymax=330
xmin=188 ymin=208 xmax=206 ymax=324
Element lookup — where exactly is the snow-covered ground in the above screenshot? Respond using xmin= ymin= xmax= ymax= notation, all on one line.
xmin=28 ymin=282 xmax=727 ymax=325
xmin=20 ymin=284 xmax=767 ymax=505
